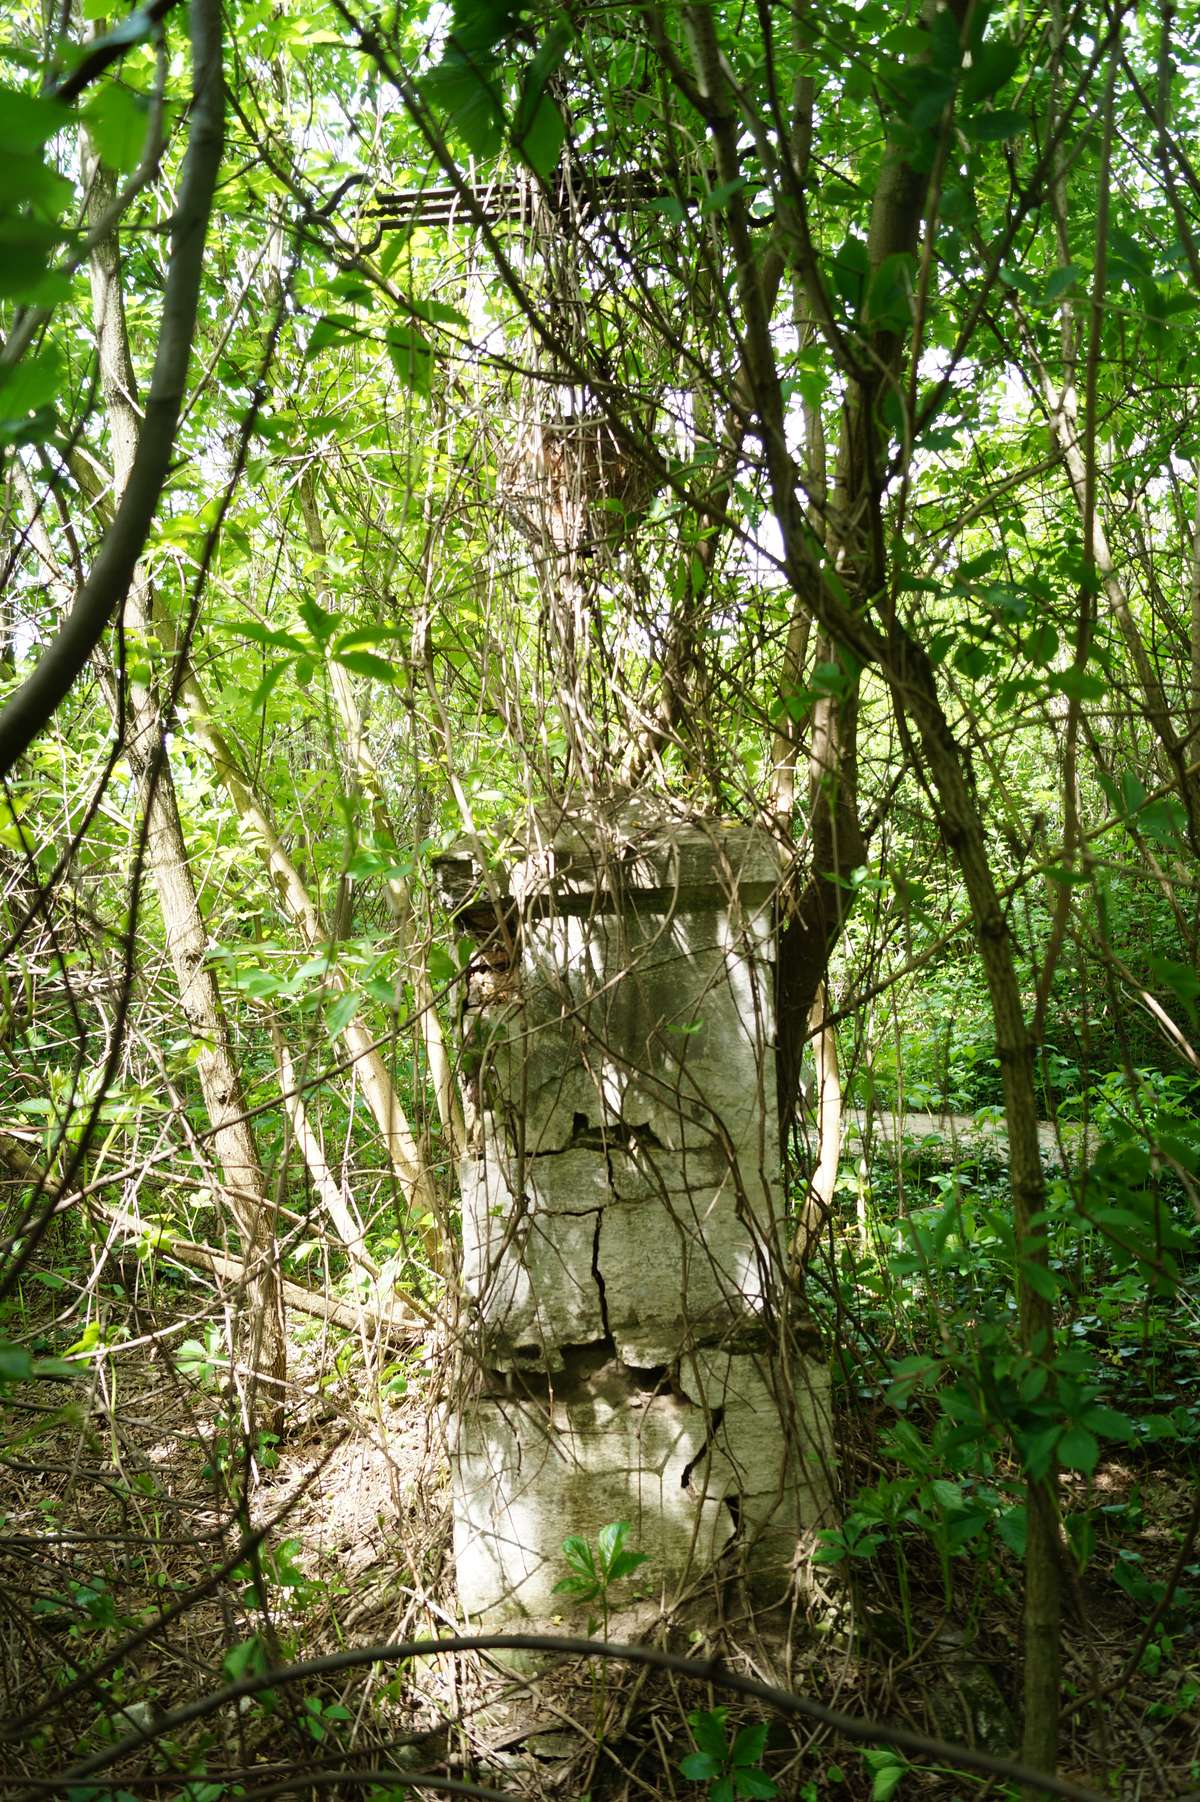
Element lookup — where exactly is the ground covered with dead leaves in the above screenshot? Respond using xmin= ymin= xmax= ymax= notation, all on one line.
xmin=0 ymin=1268 xmax=1196 ymax=1802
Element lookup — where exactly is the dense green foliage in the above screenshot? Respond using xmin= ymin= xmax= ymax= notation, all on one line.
xmin=0 ymin=0 xmax=1198 ymax=1795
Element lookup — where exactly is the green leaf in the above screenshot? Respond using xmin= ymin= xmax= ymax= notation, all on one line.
xmin=385 ymin=323 xmax=433 ymax=394
xmin=248 ymin=660 xmax=292 ymax=711
xmin=561 ymin=1533 xmax=596 ymax=1577
xmin=222 ymin=620 xmax=309 ymax=655
xmin=929 ymin=1478 xmax=963 ymax=1510
xmin=1146 ymin=956 xmax=1200 ymax=1009
xmin=1120 ymin=769 xmax=1145 ymax=814
xmin=1041 ymin=264 xmax=1083 ymax=306
xmin=606 ymin=1548 xmax=649 ymax=1581
xmin=734 ymin=1771 xmax=779 ymax=1800
xmin=688 ymin=1708 xmax=729 ymax=1760
xmin=1057 ymin=1424 xmax=1099 ymax=1473
xmin=905 ymin=69 xmax=955 ymax=131
xmin=0 ymin=218 xmax=68 ymax=303
xmin=1049 ymin=668 xmax=1105 ymax=702
xmin=326 ymin=990 xmax=359 ymax=1033
xmin=680 ymin=1752 xmax=721 ymax=1781
xmin=0 ymin=1344 xmax=33 ymax=1382
xmin=1022 ymin=1423 xmax=1063 ymax=1480
xmin=335 ymin=649 xmax=397 ymax=682
xmin=421 ymin=53 xmax=504 ymax=161
xmin=862 ymin=1750 xmax=907 ymax=1802
xmin=864 ymin=252 xmax=915 ymax=333
xmin=1022 ymin=621 xmax=1059 ymax=665
xmin=963 ymin=40 xmax=1020 ymax=104
xmin=1018 ymin=1259 xmax=1060 ymax=1302
xmin=965 ymin=107 xmax=1026 ymax=142
xmin=514 ymin=92 xmax=564 ymax=179
xmin=954 ymin=643 xmax=990 ymax=679
xmin=84 ymin=82 xmax=149 ymax=173
xmin=0 ymin=346 xmax=62 ymax=444
xmin=427 ymin=946 xmax=458 ymax=985
xmin=0 ymin=85 xmax=70 ymax=153
xmin=222 ymin=1635 xmax=268 ymax=1681
xmin=1082 ymin=1404 xmax=1136 ymax=1443
xmin=334 ymin=626 xmax=408 ymax=653
xmin=551 ymin=1573 xmax=599 ymax=1598
xmin=730 ymin=1724 xmax=769 ymax=1767
xmin=997 ymin=1505 xmax=1027 ymax=1557
xmin=596 ymin=1520 xmax=627 ymax=1568
xmin=702 ymin=177 xmax=750 ymax=213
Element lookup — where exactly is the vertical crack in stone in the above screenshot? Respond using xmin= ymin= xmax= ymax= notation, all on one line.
xmin=590 ymin=1205 xmax=614 ymax=1350
xmin=679 ymin=1404 xmax=726 ymax=1493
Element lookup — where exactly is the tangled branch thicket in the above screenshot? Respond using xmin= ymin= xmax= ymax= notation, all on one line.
xmin=1 ymin=0 xmax=1200 ymax=1794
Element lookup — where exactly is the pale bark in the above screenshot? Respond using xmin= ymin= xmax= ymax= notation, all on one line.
xmin=790 ymin=981 xmax=842 ymax=1268
xmin=84 ymin=153 xmax=287 ymax=1434
xmin=268 ymin=1019 xmax=378 ymax=1281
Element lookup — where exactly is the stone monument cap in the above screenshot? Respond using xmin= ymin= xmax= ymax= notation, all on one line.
xmin=435 ymin=801 xmax=782 ymax=920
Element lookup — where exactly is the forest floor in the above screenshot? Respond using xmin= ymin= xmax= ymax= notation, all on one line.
xmin=0 ymin=1252 xmax=1197 ymax=1802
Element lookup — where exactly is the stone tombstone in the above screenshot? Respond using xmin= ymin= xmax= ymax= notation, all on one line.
xmin=437 ymin=805 xmax=834 ymax=1631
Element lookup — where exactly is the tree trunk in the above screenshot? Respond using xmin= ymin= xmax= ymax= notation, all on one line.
xmin=790 ymin=980 xmax=842 ymax=1267
xmin=676 ymin=0 xmax=1064 ymax=1770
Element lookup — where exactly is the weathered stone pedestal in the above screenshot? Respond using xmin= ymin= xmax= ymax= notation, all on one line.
xmin=438 ymin=808 xmax=834 ymax=1631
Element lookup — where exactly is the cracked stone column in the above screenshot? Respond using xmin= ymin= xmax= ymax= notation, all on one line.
xmin=437 ymin=807 xmax=835 ymax=1630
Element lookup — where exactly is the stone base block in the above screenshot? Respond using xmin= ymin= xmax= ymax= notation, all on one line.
xmin=449 ymin=1349 xmax=834 ymax=1627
